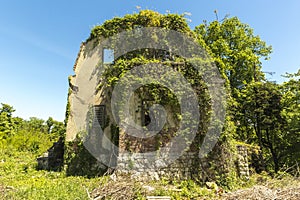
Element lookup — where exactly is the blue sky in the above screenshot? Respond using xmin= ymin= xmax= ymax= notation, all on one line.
xmin=0 ymin=0 xmax=299 ymax=121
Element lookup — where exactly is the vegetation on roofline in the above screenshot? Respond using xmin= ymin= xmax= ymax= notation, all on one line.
xmin=88 ymin=10 xmax=193 ymax=41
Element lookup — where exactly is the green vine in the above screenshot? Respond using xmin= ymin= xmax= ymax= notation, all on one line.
xmin=88 ymin=10 xmax=193 ymax=41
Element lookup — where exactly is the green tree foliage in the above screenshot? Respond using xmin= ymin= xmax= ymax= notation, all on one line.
xmin=233 ymin=70 xmax=300 ymax=174
xmin=194 ymin=17 xmax=299 ymax=174
xmin=194 ymin=17 xmax=272 ymax=93
xmin=46 ymin=117 xmax=65 ymax=140
xmin=0 ymin=103 xmax=64 ymax=155
xmin=0 ymin=103 xmax=16 ymax=138
xmin=237 ymin=82 xmax=287 ymax=172
xmin=281 ymin=70 xmax=300 ymax=169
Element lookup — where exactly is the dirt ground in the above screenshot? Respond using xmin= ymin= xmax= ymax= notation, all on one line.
xmin=222 ymin=185 xmax=300 ymax=200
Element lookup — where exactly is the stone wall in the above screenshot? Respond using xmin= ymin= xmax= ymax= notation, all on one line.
xmin=236 ymin=145 xmax=250 ymax=179
xmin=116 ymin=152 xmax=199 ymax=180
xmin=37 ymin=137 xmax=64 ymax=171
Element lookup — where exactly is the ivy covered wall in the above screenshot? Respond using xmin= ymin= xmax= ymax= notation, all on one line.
xmin=64 ymin=10 xmax=240 ymax=187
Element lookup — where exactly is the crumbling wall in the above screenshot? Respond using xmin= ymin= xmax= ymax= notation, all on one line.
xmin=236 ymin=145 xmax=250 ymax=179
xmin=37 ymin=137 xmax=64 ymax=171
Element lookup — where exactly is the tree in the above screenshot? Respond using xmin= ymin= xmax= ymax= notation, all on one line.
xmin=280 ymin=70 xmax=300 ymax=168
xmin=0 ymin=103 xmax=15 ymax=116
xmin=237 ymin=82 xmax=288 ymax=173
xmin=194 ymin=17 xmax=272 ymax=94
xmin=0 ymin=103 xmax=16 ymax=139
xmin=46 ymin=117 xmax=65 ymax=140
xmin=26 ymin=117 xmax=47 ymax=133
xmin=0 ymin=102 xmax=65 ymax=154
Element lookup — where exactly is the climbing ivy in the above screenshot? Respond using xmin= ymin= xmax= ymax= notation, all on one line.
xmin=88 ymin=10 xmax=228 ymax=155
xmin=88 ymin=10 xmax=193 ymax=41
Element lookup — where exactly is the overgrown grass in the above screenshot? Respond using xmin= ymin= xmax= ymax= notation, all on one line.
xmin=1 ymin=146 xmax=298 ymax=199
xmin=0 ymin=149 xmax=109 ymax=199
xmin=146 ymin=178 xmax=217 ymax=199
xmin=0 ymin=147 xmax=217 ymax=199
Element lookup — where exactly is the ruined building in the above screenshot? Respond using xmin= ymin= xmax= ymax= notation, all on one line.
xmin=63 ymin=10 xmax=252 ymax=183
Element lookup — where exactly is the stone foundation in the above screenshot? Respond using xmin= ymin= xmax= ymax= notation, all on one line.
xmin=116 ymin=152 xmax=199 ymax=180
